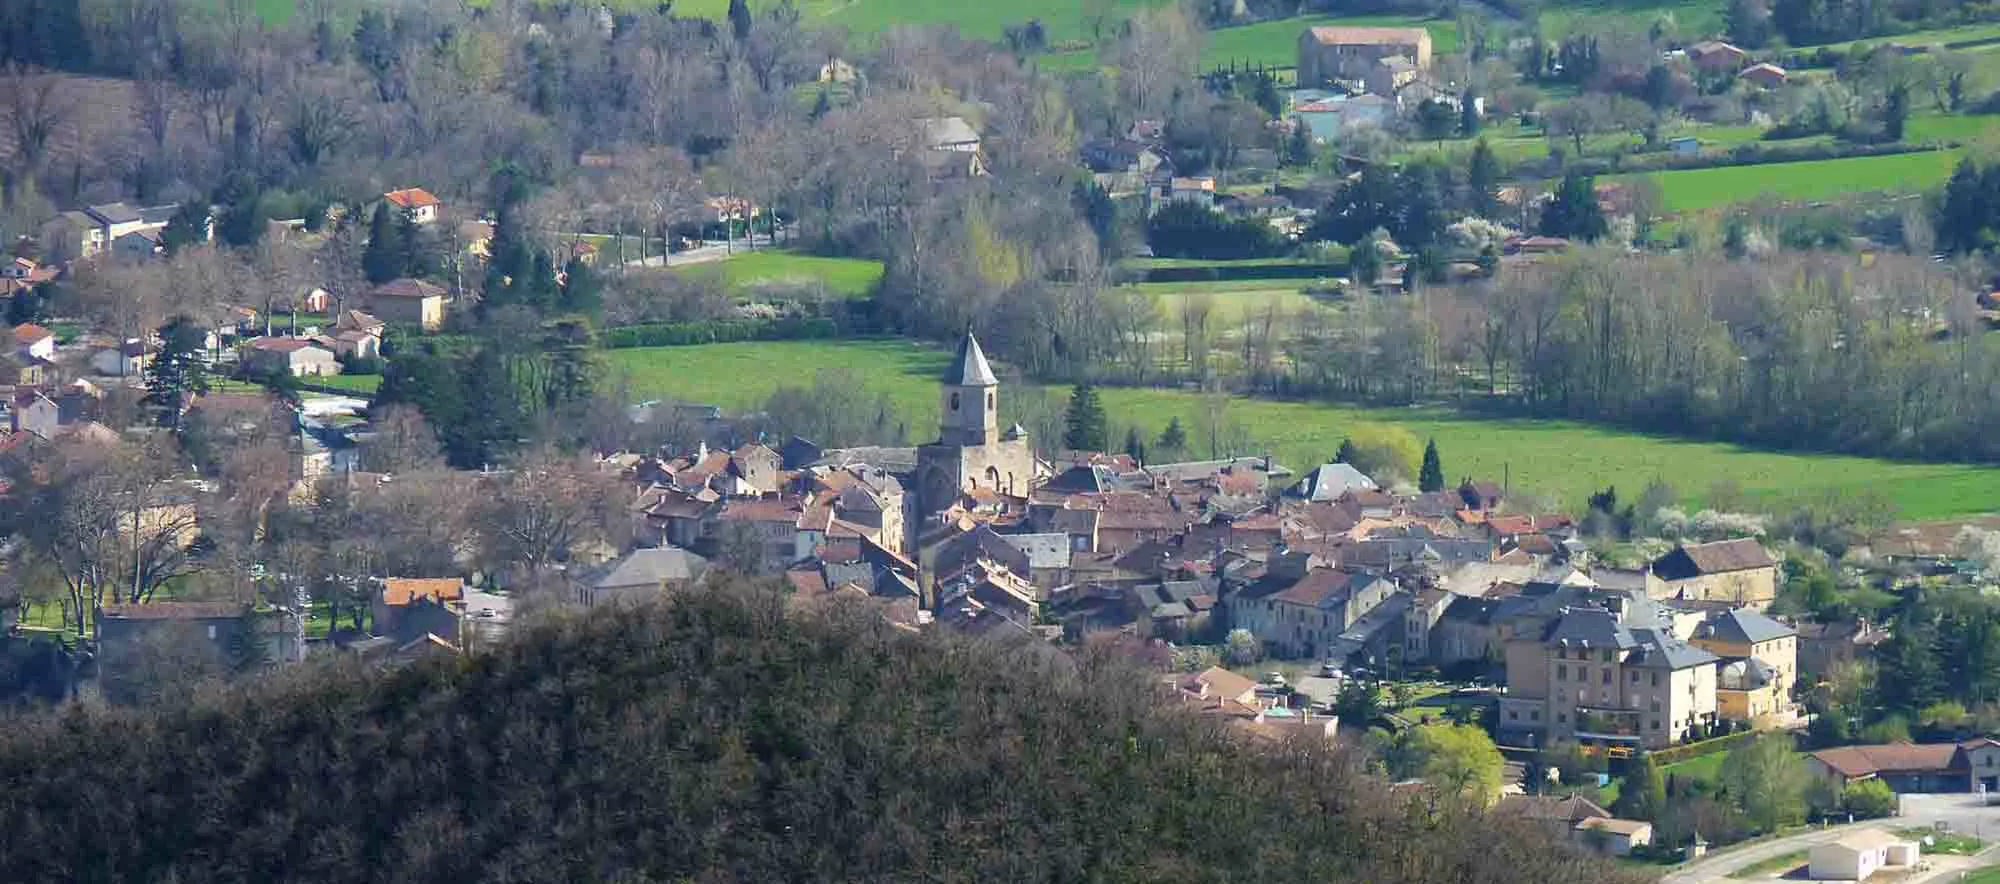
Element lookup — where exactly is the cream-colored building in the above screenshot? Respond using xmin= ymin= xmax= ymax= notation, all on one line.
xmin=1494 ymin=585 xmax=1720 ymax=749
xmin=1691 ymin=608 xmax=1799 ymax=725
xmin=366 ymin=278 xmax=451 ymax=331
xmin=1650 ymin=539 xmax=1778 ymax=608
xmin=1809 ymin=829 xmax=1917 ymax=881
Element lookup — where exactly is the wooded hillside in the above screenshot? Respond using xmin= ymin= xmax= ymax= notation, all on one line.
xmin=0 ymin=583 xmax=1643 ymax=884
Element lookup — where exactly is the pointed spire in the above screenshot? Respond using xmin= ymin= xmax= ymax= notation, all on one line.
xmin=945 ymin=332 xmax=997 ymax=387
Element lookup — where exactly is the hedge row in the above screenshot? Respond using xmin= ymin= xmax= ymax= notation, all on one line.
xmin=601 ymin=316 xmax=841 ymax=349
xmin=1649 ymin=729 xmax=1760 ymax=766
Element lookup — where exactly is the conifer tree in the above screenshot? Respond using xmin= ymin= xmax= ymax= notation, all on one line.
xmin=1063 ymin=383 xmax=1108 ymax=452
xmin=1419 ymin=438 xmax=1445 ymax=492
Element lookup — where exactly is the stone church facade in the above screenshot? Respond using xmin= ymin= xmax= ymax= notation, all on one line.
xmin=915 ymin=334 xmax=1036 ymax=515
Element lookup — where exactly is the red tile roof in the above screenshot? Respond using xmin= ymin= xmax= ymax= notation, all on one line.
xmin=383 ymin=188 xmax=441 ymax=210
xmin=12 ymin=323 xmax=52 ymax=345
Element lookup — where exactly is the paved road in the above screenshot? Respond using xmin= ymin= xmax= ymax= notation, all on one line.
xmin=1661 ymin=794 xmax=2000 ymax=884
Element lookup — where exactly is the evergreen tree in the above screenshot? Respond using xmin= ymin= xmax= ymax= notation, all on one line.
xmin=146 ymin=317 xmax=211 ymax=430
xmin=1062 ymin=383 xmax=1108 ymax=452
xmin=396 ymin=208 xmax=435 ymax=279
xmin=1156 ymin=416 xmax=1188 ymax=455
xmin=1539 ymin=172 xmax=1608 ymax=241
xmin=1877 ymin=596 xmax=1943 ymax=715
xmin=1286 ymin=121 xmax=1315 ymax=168
xmin=1073 ymin=180 xmax=1119 ymax=258
xmin=1250 ymin=75 xmax=1282 ymax=118
xmin=810 ymin=89 xmax=832 ymax=120
xmin=1723 ymin=214 xmax=1751 ymax=258
xmin=1123 ymin=426 xmax=1146 ymax=464
xmin=559 ymin=256 xmax=602 ymax=315
xmin=1884 ymin=82 xmax=1909 ymax=142
xmin=1936 ymin=159 xmax=1984 ymax=254
xmin=728 ymin=0 xmax=752 ymax=40
xmin=1459 ymin=90 xmax=1481 ymax=136
xmin=1349 ymin=232 xmax=1382 ymax=286
xmin=1418 ymin=438 xmax=1445 ymax=492
xmin=1334 ymin=437 xmax=1358 ymax=465
xmin=159 ymin=202 xmax=209 ymax=256
xmin=1614 ymin=752 xmax=1667 ymax=821
xmin=1467 ymin=138 xmax=1499 ymax=218
xmin=363 ymin=203 xmax=406 ymax=284
xmin=216 ymin=187 xmax=265 ymax=248
xmin=457 ymin=346 xmax=525 ymax=467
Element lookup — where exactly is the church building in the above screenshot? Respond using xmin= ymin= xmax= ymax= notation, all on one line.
xmin=915 ymin=334 xmax=1037 ymax=515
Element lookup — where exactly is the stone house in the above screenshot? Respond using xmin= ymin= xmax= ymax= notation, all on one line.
xmin=1297 ymin=26 xmax=1433 ymax=90
xmin=1650 ymin=538 xmax=1778 ymax=608
xmin=366 ymin=278 xmax=451 ymax=331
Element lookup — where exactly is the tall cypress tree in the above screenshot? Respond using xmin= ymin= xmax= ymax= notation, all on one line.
xmin=728 ymin=0 xmax=752 ymax=40
xmin=363 ymin=203 xmax=405 ymax=284
xmin=1419 ymin=438 xmax=1445 ymax=492
xmin=1063 ymin=383 xmax=1108 ymax=452
xmin=146 ymin=317 xmax=212 ymax=430
xmin=1468 ymin=138 xmax=1499 ymax=218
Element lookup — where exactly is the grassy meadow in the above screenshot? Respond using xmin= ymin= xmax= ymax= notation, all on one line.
xmin=681 ymin=251 xmax=885 ymax=300
xmin=1631 ymin=148 xmax=1965 ymax=213
xmin=604 ymin=338 xmax=2000 ymax=520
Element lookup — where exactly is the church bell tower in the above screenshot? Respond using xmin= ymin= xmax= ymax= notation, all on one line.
xmin=940 ymin=332 xmax=999 ymax=447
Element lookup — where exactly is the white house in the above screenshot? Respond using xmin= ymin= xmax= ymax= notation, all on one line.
xmin=1809 ymin=829 xmax=1917 ymax=881
xmin=383 ymin=188 xmax=442 ymax=225
xmin=12 ymin=323 xmax=56 ymax=361
xmin=91 ymin=340 xmax=149 ymax=378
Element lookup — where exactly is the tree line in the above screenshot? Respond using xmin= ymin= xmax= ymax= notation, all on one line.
xmin=0 ymin=583 xmax=1651 ymax=884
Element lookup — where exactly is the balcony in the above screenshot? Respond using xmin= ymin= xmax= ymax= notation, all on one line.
xmin=1573 ymin=707 xmax=1643 ymax=742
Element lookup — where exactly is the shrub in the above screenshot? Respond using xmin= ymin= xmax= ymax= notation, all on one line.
xmin=1841 ymin=779 xmax=1898 ymax=818
xmin=1146 ymin=200 xmax=1285 ymax=260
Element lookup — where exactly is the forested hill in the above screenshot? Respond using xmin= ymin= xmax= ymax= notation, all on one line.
xmin=0 ymin=585 xmax=1639 ymax=884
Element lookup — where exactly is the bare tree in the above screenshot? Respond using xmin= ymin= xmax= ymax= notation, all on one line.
xmin=362 ymin=405 xmax=446 ymax=474
xmin=475 ymin=447 xmax=621 ymax=571
xmin=1 ymin=66 xmax=70 ymax=198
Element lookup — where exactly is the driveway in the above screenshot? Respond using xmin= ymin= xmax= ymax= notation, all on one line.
xmin=1660 ymin=794 xmax=2000 ymax=884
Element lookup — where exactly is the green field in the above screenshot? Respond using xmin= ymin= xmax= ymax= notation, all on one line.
xmin=1634 ymin=149 xmax=1964 ymax=213
xmin=1134 ymin=281 xmax=1331 ymax=326
xmin=681 ymin=251 xmax=885 ymax=300
xmin=1538 ymin=0 xmax=1725 ymax=39
xmin=603 ymin=338 xmax=2000 ymax=520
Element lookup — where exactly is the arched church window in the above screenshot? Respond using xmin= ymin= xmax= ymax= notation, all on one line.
xmin=987 ymin=392 xmax=994 ymax=409
xmin=950 ymin=392 xmax=960 ymax=411
xmin=985 ymin=466 xmax=1000 ymax=487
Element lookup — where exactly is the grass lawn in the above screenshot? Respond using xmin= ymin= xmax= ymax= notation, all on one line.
xmin=1632 ymin=149 xmax=1963 ymax=213
xmin=1664 ymin=751 xmax=1729 ymax=785
xmin=1136 ymin=283 xmax=1331 ymax=325
xmin=604 ymin=338 xmax=2000 ymax=520
xmin=681 ymin=251 xmax=885 ymax=301
xmin=1725 ymin=848 xmax=1809 ymax=879
xmin=312 ymin=374 xmax=384 ymax=395
xmin=1961 ymin=866 xmax=2000 ymax=884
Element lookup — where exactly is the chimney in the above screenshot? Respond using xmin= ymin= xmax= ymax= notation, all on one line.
xmin=697 ymin=440 xmax=709 ymax=462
